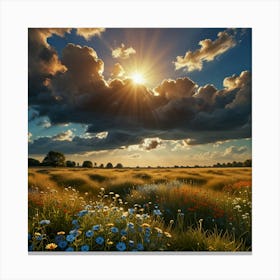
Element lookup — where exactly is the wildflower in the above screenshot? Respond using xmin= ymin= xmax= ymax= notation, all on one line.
xmin=39 ymin=219 xmax=50 ymax=225
xmin=69 ymin=229 xmax=81 ymax=237
xmin=164 ymin=232 xmax=172 ymax=238
xmin=65 ymin=247 xmax=74 ymax=251
xmin=95 ymin=236 xmax=105 ymax=245
xmin=153 ymin=209 xmax=162 ymax=216
xmin=86 ymin=230 xmax=94 ymax=238
xmin=77 ymin=210 xmax=88 ymax=217
xmin=120 ymin=229 xmax=127 ymax=236
xmin=54 ymin=235 xmax=64 ymax=243
xmin=36 ymin=235 xmax=43 ymax=241
xmin=111 ymin=227 xmax=119 ymax=233
xmin=66 ymin=234 xmax=75 ymax=242
xmin=106 ymin=223 xmax=114 ymax=227
xmin=45 ymin=243 xmax=57 ymax=250
xmin=141 ymin=223 xmax=150 ymax=228
xmin=155 ymin=227 xmax=163 ymax=237
xmin=116 ymin=242 xmax=126 ymax=251
xmin=129 ymin=240 xmax=134 ymax=247
xmin=28 ymin=233 xmax=31 ymax=241
xmin=144 ymin=237 xmax=150 ymax=243
xmin=34 ymin=232 xmax=41 ymax=237
xmin=137 ymin=243 xmax=144 ymax=251
xmin=28 ymin=244 xmax=33 ymax=251
xmin=81 ymin=245 xmax=90 ymax=251
xmin=58 ymin=240 xmax=68 ymax=249
xmin=57 ymin=231 xmax=65 ymax=235
xmin=107 ymin=240 xmax=114 ymax=246
xmin=128 ymin=208 xmax=135 ymax=214
xmin=109 ymin=192 xmax=114 ymax=195
xmin=100 ymin=187 xmax=105 ymax=192
xmin=72 ymin=219 xmax=79 ymax=226
xmin=128 ymin=222 xmax=134 ymax=229
xmin=92 ymin=224 xmax=101 ymax=231
xmin=121 ymin=236 xmax=127 ymax=241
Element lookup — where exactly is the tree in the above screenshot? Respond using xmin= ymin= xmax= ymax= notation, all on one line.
xmin=82 ymin=161 xmax=93 ymax=168
xmin=28 ymin=158 xmax=41 ymax=166
xmin=243 ymin=159 xmax=252 ymax=167
xmin=42 ymin=151 xmax=65 ymax=167
xmin=99 ymin=163 xmax=104 ymax=168
xmin=115 ymin=163 xmax=123 ymax=169
xmin=66 ymin=160 xmax=76 ymax=167
xmin=106 ymin=162 xmax=113 ymax=169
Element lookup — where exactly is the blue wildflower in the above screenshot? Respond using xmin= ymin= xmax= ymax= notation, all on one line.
xmin=137 ymin=243 xmax=144 ymax=251
xmin=69 ymin=229 xmax=80 ymax=237
xmin=36 ymin=235 xmax=43 ymax=241
xmin=153 ymin=209 xmax=162 ymax=216
xmin=72 ymin=219 xmax=79 ymax=227
xmin=78 ymin=210 xmax=88 ymax=217
xmin=58 ymin=240 xmax=68 ymax=249
xmin=92 ymin=224 xmax=100 ymax=231
xmin=39 ymin=219 xmax=50 ymax=225
xmin=95 ymin=236 xmax=105 ymax=245
xmin=128 ymin=222 xmax=134 ymax=229
xmin=65 ymin=247 xmax=74 ymax=251
xmin=128 ymin=208 xmax=134 ymax=214
xmin=144 ymin=237 xmax=150 ymax=243
xmin=111 ymin=227 xmax=119 ymax=233
xmin=128 ymin=240 xmax=134 ymax=247
xmin=85 ymin=230 xmax=94 ymax=238
xmin=116 ymin=242 xmax=126 ymax=251
xmin=28 ymin=233 xmax=31 ymax=241
xmin=28 ymin=244 xmax=33 ymax=251
xmin=81 ymin=244 xmax=90 ymax=251
xmin=120 ymin=229 xmax=127 ymax=236
xmin=54 ymin=235 xmax=64 ymax=243
xmin=66 ymin=234 xmax=75 ymax=242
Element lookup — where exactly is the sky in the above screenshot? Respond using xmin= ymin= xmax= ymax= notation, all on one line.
xmin=28 ymin=28 xmax=252 ymax=167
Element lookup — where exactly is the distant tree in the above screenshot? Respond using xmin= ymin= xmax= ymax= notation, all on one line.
xmin=94 ymin=162 xmax=97 ymax=168
xmin=82 ymin=161 xmax=93 ymax=168
xmin=28 ymin=158 xmax=41 ymax=166
xmin=42 ymin=151 xmax=65 ymax=167
xmin=66 ymin=160 xmax=76 ymax=167
xmin=99 ymin=163 xmax=104 ymax=168
xmin=243 ymin=159 xmax=252 ymax=167
xmin=106 ymin=162 xmax=113 ymax=169
xmin=115 ymin=163 xmax=123 ymax=169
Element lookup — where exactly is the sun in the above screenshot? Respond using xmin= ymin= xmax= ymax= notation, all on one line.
xmin=131 ymin=72 xmax=145 ymax=84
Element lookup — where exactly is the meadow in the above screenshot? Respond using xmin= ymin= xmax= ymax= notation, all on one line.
xmin=28 ymin=167 xmax=252 ymax=252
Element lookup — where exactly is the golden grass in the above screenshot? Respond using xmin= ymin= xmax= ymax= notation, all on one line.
xmin=28 ymin=167 xmax=251 ymax=194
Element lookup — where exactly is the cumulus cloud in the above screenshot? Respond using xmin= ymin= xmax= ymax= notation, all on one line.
xmin=111 ymin=63 xmax=125 ymax=77
xmin=112 ymin=43 xmax=136 ymax=59
xmin=223 ymin=145 xmax=248 ymax=156
xmin=174 ymin=30 xmax=236 ymax=71
xmin=140 ymin=138 xmax=162 ymax=150
xmin=52 ymin=130 xmax=74 ymax=141
xmin=28 ymin=28 xmax=251 ymax=153
xmin=76 ymin=28 xmax=105 ymax=40
xmin=37 ymin=119 xmax=51 ymax=128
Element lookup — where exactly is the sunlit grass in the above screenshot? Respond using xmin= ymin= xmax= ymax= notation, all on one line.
xmin=28 ymin=167 xmax=252 ymax=251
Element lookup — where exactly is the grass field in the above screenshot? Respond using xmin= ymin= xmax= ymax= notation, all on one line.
xmin=28 ymin=167 xmax=252 ymax=252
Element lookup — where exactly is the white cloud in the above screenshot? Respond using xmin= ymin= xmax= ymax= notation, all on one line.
xmin=175 ymin=30 xmax=236 ymax=72
xmin=112 ymin=43 xmax=136 ymax=59
xmin=52 ymin=130 xmax=74 ymax=141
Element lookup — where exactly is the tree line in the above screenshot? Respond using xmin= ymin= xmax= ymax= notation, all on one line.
xmin=28 ymin=151 xmax=123 ymax=169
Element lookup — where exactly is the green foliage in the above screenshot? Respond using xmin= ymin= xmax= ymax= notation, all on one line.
xmin=28 ymin=158 xmax=41 ymax=166
xmin=42 ymin=151 xmax=65 ymax=167
xmin=66 ymin=160 xmax=76 ymax=167
xmin=82 ymin=161 xmax=93 ymax=168
xmin=106 ymin=162 xmax=113 ymax=169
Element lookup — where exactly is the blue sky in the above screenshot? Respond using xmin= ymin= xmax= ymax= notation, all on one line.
xmin=28 ymin=28 xmax=251 ymax=166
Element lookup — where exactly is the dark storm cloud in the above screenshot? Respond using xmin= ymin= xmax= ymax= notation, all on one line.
xmin=28 ymin=29 xmax=251 ymax=152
